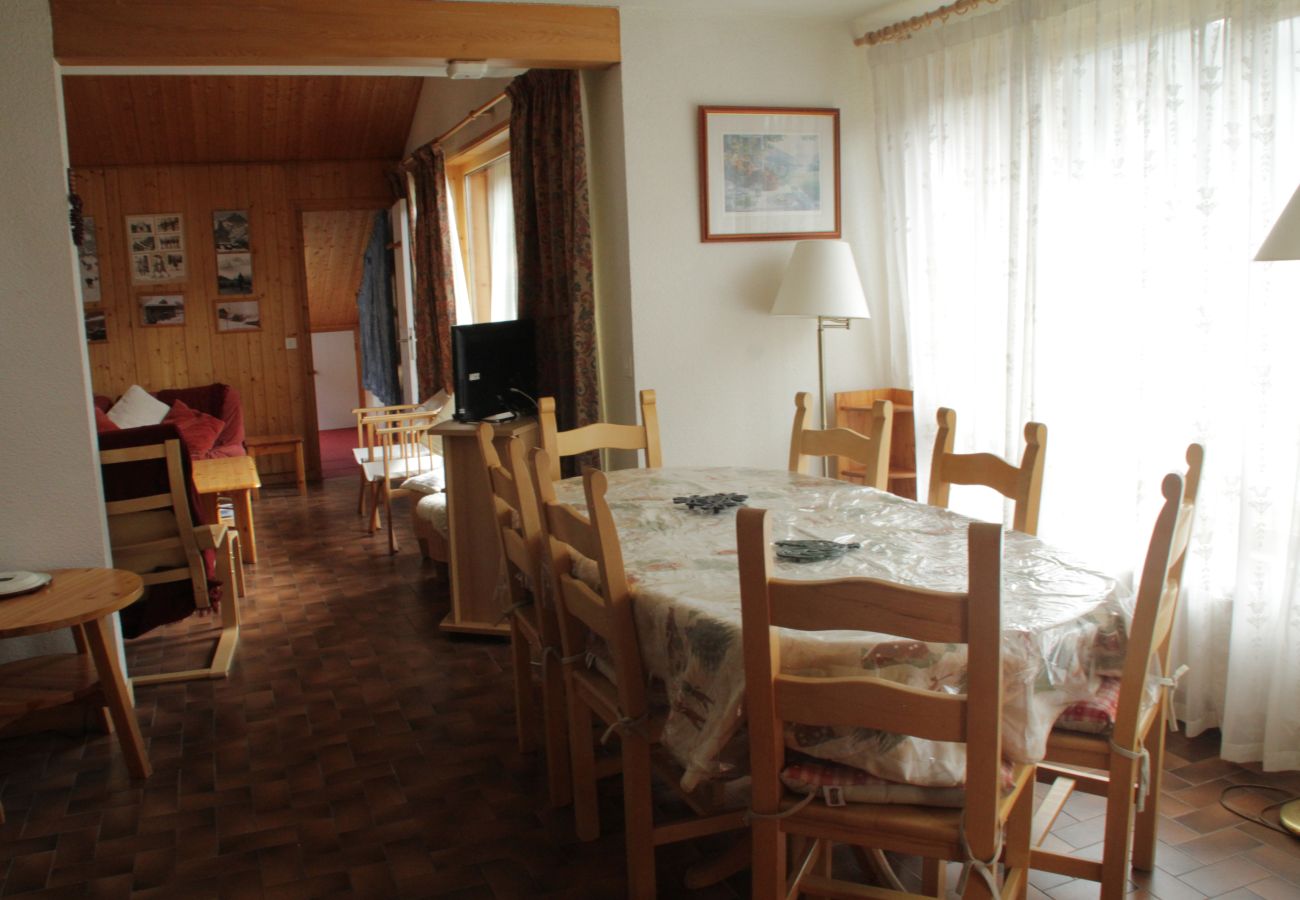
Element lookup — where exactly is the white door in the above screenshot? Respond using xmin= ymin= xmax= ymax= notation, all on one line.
xmin=391 ymin=199 xmax=419 ymax=404
xmin=311 ymin=330 xmax=360 ymax=430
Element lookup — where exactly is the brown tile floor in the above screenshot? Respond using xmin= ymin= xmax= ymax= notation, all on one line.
xmin=1 ymin=476 xmax=1298 ymax=898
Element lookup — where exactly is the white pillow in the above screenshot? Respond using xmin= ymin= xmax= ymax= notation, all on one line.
xmin=107 ymin=385 xmax=170 ymax=429
xmin=401 ymin=464 xmax=446 ymax=496
xmin=417 ymin=389 xmax=451 ymax=415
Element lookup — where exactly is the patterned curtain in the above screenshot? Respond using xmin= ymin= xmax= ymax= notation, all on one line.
xmin=405 ymin=146 xmax=456 ymax=399
xmin=507 ymin=70 xmax=599 ymax=444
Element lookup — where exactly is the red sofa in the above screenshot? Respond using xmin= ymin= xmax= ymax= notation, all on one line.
xmin=95 ymin=383 xmax=245 ymax=460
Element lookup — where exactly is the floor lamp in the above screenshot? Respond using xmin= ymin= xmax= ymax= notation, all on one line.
xmin=770 ymin=240 xmax=871 ymax=431
xmin=1255 ymin=183 xmax=1300 ymax=837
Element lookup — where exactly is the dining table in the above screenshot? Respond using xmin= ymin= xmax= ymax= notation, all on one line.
xmin=553 ymin=466 xmax=1132 ymax=793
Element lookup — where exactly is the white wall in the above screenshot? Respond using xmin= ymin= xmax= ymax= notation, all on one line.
xmin=611 ymin=8 xmax=895 ymax=468
xmin=404 ymin=77 xmax=516 ymax=157
xmin=311 ymin=330 xmax=361 ymax=430
xmin=0 ymin=1 xmax=111 ymax=660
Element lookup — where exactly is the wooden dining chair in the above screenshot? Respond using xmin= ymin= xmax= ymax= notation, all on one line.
xmin=529 ymin=449 xmax=746 ymax=899
xmin=737 ymin=506 xmax=1033 ymax=900
xmin=101 ymin=437 xmax=242 ymax=685
xmin=352 ymin=402 xmax=418 ymax=514
xmin=361 ymin=411 xmax=443 ymax=553
xmin=788 ymin=391 xmax=894 ymax=487
xmin=1031 ymin=444 xmax=1204 ymax=899
xmin=474 ymin=423 xmax=570 ymax=807
xmin=928 ymin=407 xmax=1048 ymax=535
xmin=537 ymin=389 xmax=662 ymax=479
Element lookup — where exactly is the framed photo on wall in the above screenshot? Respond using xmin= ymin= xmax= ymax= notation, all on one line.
xmin=126 ymin=213 xmax=187 ymax=283
xmin=216 ymin=299 xmax=260 ymax=332
xmin=139 ymin=292 xmax=185 ymax=327
xmin=698 ymin=106 xmax=840 ymax=242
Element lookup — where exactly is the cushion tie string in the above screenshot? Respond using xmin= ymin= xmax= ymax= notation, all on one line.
xmin=494 ymin=598 xmax=532 ymax=625
xmin=600 ymin=713 xmax=648 ymax=745
xmin=956 ymin=821 xmax=1003 ymax=897
xmin=541 ymin=646 xmax=588 ymax=667
xmin=1155 ymin=664 xmax=1189 ymax=732
xmin=1108 ymin=741 xmax=1151 ymax=812
xmin=743 ymin=789 xmax=817 ymax=824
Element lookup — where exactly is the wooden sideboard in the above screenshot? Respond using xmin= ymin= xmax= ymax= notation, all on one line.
xmin=431 ymin=417 xmax=538 ymax=637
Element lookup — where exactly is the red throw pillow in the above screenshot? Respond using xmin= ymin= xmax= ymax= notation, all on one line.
xmin=163 ymin=400 xmax=225 ymax=459
xmin=94 ymin=406 xmax=120 ymax=433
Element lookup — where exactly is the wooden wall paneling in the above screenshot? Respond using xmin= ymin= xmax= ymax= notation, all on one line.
xmin=51 ymin=1 xmax=622 ymax=70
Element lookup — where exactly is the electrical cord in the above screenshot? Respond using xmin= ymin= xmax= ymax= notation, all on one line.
xmin=1219 ymin=784 xmax=1300 ymax=837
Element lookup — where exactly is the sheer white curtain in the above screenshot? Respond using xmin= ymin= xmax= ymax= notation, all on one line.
xmin=867 ymin=0 xmax=1300 ymax=769
xmin=487 ymin=157 xmax=518 ymax=322
xmin=446 ymin=175 xmax=473 ymax=327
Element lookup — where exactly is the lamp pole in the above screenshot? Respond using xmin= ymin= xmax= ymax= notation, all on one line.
xmin=816 ymin=315 xmax=853 ymax=431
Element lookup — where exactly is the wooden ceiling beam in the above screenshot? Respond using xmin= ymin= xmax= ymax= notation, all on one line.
xmin=50 ymin=0 xmax=620 ymax=69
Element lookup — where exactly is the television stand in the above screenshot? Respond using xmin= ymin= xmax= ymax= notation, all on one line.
xmin=431 ymin=416 xmax=539 ymax=637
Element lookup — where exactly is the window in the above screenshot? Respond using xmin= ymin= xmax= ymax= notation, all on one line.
xmin=446 ymin=125 xmax=516 ymax=324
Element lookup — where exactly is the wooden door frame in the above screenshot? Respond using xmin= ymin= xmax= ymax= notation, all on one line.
xmin=291 ymin=197 xmax=393 ymax=482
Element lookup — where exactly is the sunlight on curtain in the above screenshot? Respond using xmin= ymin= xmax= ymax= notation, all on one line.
xmin=445 ymin=176 xmax=473 ymax=328
xmin=487 ymin=158 xmax=518 ymax=322
xmin=867 ymin=0 xmax=1300 ymax=768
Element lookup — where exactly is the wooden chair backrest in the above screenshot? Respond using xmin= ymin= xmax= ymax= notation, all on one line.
xmin=737 ymin=507 xmax=1005 ymax=860
xmin=788 ymin=391 xmax=894 ymax=487
xmin=928 ymin=406 xmax=1048 ymax=535
xmin=538 ymin=389 xmax=662 ymax=480
xmin=354 ymin=403 xmax=417 ymax=460
xmin=100 ymin=438 xmax=207 ymax=605
xmin=530 ymin=448 xmax=649 ymax=720
xmin=475 ymin=424 xmax=557 ymax=646
xmin=374 ymin=412 xmax=440 ymax=480
xmin=1111 ymin=444 xmax=1203 ymax=749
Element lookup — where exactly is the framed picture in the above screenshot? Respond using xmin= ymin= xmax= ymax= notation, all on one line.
xmin=698 ymin=106 xmax=840 ymax=242
xmin=216 ymin=299 xmax=260 ymax=332
xmin=216 ymin=251 xmax=253 ymax=295
xmin=78 ymin=216 xmax=101 ymax=304
xmin=213 ymin=210 xmax=250 ymax=251
xmin=139 ymin=292 xmax=185 ymax=327
xmin=84 ymin=308 xmax=107 ymax=343
xmin=126 ymin=213 xmax=187 ymax=283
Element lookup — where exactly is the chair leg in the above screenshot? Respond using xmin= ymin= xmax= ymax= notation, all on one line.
xmin=1132 ymin=722 xmax=1165 ymax=872
xmin=1100 ymin=753 xmax=1139 ymax=900
xmin=385 ymin=484 xmax=400 ymax=554
xmin=568 ymin=686 xmax=600 ymax=842
xmin=541 ymin=651 xmax=572 ymax=807
xmin=621 ymin=730 xmax=657 ymax=900
xmin=357 ymin=468 xmax=367 ymax=515
xmin=510 ymin=620 xmax=536 ymax=754
xmin=751 ymin=818 xmax=785 ymax=900
xmin=1003 ymin=777 xmax=1034 ymax=900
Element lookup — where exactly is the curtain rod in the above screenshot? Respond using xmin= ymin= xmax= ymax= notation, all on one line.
xmin=854 ymin=0 xmax=1001 ymax=47
xmin=400 ymin=91 xmax=509 ymax=169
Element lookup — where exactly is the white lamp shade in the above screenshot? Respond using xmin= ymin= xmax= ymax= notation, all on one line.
xmin=1256 ymin=185 xmax=1300 ymax=261
xmin=771 ymin=240 xmax=870 ymax=319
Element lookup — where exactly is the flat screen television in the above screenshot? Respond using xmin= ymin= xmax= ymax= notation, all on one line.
xmin=451 ymin=319 xmax=537 ymax=422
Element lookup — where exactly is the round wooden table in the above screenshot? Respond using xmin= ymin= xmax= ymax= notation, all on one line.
xmin=0 ymin=568 xmax=153 ymax=822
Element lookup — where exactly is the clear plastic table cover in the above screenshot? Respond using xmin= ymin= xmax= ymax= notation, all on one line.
xmin=553 ymin=467 xmax=1131 ymax=792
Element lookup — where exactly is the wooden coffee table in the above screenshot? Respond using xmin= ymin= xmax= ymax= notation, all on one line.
xmin=192 ymin=455 xmax=262 ymax=563
xmin=0 ymin=568 xmax=152 ymax=822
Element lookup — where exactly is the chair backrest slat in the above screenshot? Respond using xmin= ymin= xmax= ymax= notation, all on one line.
xmin=788 ymin=392 xmax=893 ymax=488
xmin=774 ymin=675 xmax=968 ymax=743
xmin=768 ymin=579 xmax=967 ymax=644
xmin=928 ymin=407 xmax=1048 ymax=535
xmin=539 ymin=389 xmax=662 ymax=479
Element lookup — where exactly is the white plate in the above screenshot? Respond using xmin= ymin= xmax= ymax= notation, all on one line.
xmin=0 ymin=571 xmax=53 ymax=598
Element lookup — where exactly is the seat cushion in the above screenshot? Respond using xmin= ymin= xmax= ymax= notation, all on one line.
xmin=414 ymin=493 xmax=448 ymax=536
xmin=1054 ymin=676 xmax=1121 ymax=734
xmin=401 ymin=460 xmax=446 ymax=494
xmin=781 ymin=760 xmax=965 ymax=808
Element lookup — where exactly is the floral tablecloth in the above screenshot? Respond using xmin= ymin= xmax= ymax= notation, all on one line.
xmin=554 ymin=467 xmax=1130 ymax=791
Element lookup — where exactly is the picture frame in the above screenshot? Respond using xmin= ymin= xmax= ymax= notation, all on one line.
xmin=216 ymin=299 xmax=261 ymax=333
xmin=126 ymin=213 xmax=187 ymax=283
xmin=139 ymin=292 xmax=185 ymax=327
xmin=84 ymin=308 xmax=107 ymax=343
xmin=698 ymin=106 xmax=840 ymax=242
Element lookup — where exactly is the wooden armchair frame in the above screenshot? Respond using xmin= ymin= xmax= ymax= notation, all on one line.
xmin=537 ymin=389 xmax=662 ymax=480
xmin=362 ymin=412 xmax=442 ymax=553
xmin=101 ymin=438 xmax=241 ymax=685
xmin=1031 ymin=444 xmax=1204 ymax=898
xmin=352 ymin=402 xmax=418 ymax=514
xmin=737 ymin=507 xmax=1032 ymax=900
xmin=789 ymin=391 xmax=893 ymax=487
xmin=475 ymin=424 xmax=570 ymax=806
xmin=530 ymin=450 xmax=745 ymax=899
xmin=928 ymin=407 xmax=1048 ymax=535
